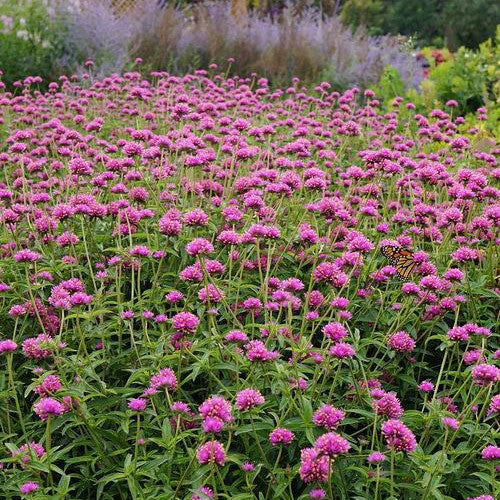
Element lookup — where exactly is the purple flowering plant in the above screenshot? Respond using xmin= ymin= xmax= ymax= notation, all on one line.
xmin=0 ymin=66 xmax=497 ymax=500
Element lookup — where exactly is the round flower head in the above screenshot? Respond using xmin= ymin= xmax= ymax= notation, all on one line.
xmin=299 ymin=447 xmax=329 ymax=483
xmin=245 ymin=340 xmax=279 ymax=361
xmin=471 ymin=364 xmax=500 ymax=386
xmin=201 ymin=417 xmax=225 ymax=433
xmin=128 ymin=398 xmax=147 ymax=411
xmin=481 ymin=445 xmax=500 ymax=460
xmin=381 ymin=419 xmax=417 ymax=453
xmin=19 ymin=482 xmax=39 ymax=495
xmin=322 ymin=322 xmax=347 ymax=342
xmin=242 ymin=461 xmax=255 ymax=472
xmin=196 ymin=441 xmax=226 ymax=466
xmin=466 ymin=496 xmax=495 ymax=500
xmin=35 ymin=374 xmax=62 ymax=396
xmin=487 ymin=394 xmax=500 ymax=416
xmin=441 ymin=417 xmax=460 ymax=430
xmin=372 ymin=391 xmax=404 ymax=419
xmin=225 ymin=330 xmax=248 ymax=343
xmin=13 ymin=442 xmax=45 ymax=464
xmin=387 ymin=331 xmax=415 ymax=353
xmin=192 ymin=486 xmax=214 ymax=500
xmin=312 ymin=405 xmax=345 ymax=431
xmin=185 ymin=237 xmax=214 ymax=256
xmin=269 ymin=427 xmax=295 ymax=446
xmin=171 ymin=312 xmax=200 ymax=334
xmin=329 ymin=342 xmax=356 ymax=359
xmin=0 ymin=339 xmax=17 ymax=353
xmin=33 ymin=397 xmax=65 ymax=421
xmin=148 ymin=368 xmax=177 ymax=391
xmin=309 ymin=489 xmax=326 ymax=499
xmin=367 ymin=451 xmax=386 ymax=464
xmin=199 ymin=396 xmax=233 ymax=424
xmin=15 ymin=250 xmax=42 ymax=262
xmin=418 ymin=381 xmax=434 ymax=392
xmin=235 ymin=388 xmax=265 ymax=411
xmin=313 ymin=432 xmax=351 ymax=457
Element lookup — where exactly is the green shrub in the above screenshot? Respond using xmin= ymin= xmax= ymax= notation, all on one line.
xmin=0 ymin=0 xmax=69 ymax=88
xmin=427 ymin=30 xmax=499 ymax=115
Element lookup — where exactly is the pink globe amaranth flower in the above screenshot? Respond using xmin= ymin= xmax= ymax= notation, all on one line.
xmin=367 ymin=451 xmax=386 ymax=464
xmin=14 ymin=249 xmax=42 ymax=262
xmin=451 ymin=246 xmax=483 ymax=262
xmin=235 ymin=388 xmax=265 ymax=411
xmin=313 ymin=405 xmax=345 ymax=431
xmin=241 ymin=461 xmax=255 ymax=472
xmin=149 ymin=368 xmax=177 ymax=391
xmin=466 ymin=496 xmax=495 ymax=500
xmin=299 ymin=447 xmax=329 ymax=483
xmin=487 ymin=394 xmax=500 ymax=416
xmin=269 ymin=427 xmax=295 ymax=446
xmin=13 ymin=442 xmax=45 ymax=463
xmin=35 ymin=374 xmax=62 ymax=395
xmin=387 ymin=331 xmax=416 ymax=353
xmin=184 ymin=208 xmax=209 ymax=226
xmin=201 ymin=416 xmax=225 ymax=433
xmin=418 ymin=381 xmax=434 ymax=392
xmin=34 ymin=397 xmax=65 ymax=421
xmin=19 ymin=481 xmax=39 ymax=494
xmin=185 ymin=237 xmax=214 ymax=256
xmin=329 ymin=342 xmax=356 ymax=359
xmin=309 ymin=489 xmax=326 ymax=499
xmin=314 ymin=432 xmax=350 ymax=457
xmin=372 ymin=391 xmax=404 ymax=419
xmin=225 ymin=330 xmax=248 ymax=343
xmin=463 ymin=349 xmax=483 ymax=365
xmin=159 ymin=215 xmax=182 ymax=236
xmin=441 ymin=417 xmax=460 ymax=430
xmin=22 ymin=334 xmax=53 ymax=360
xmin=196 ymin=441 xmax=226 ymax=466
xmin=171 ymin=312 xmax=200 ymax=334
xmin=121 ymin=310 xmax=134 ymax=320
xmin=471 ymin=364 xmax=500 ymax=386
xmin=128 ymin=398 xmax=147 ymax=411
xmin=381 ymin=419 xmax=417 ymax=453
xmin=217 ymin=229 xmax=241 ymax=245
xmin=0 ymin=339 xmax=17 ymax=353
xmin=322 ymin=322 xmax=347 ymax=342
xmin=447 ymin=325 xmax=468 ymax=341
xmin=313 ymin=262 xmax=348 ymax=288
xmin=171 ymin=401 xmax=193 ymax=414
xmin=165 ymin=290 xmax=184 ymax=304
xmin=245 ymin=340 xmax=279 ymax=362
xmin=199 ymin=396 xmax=233 ymax=423
xmin=198 ymin=284 xmax=225 ymax=303
xmin=481 ymin=445 xmax=500 ymax=460
xmin=290 ymin=377 xmax=308 ymax=390
xmin=192 ymin=486 xmax=214 ymax=500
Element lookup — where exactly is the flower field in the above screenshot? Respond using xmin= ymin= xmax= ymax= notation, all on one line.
xmin=0 ymin=70 xmax=498 ymax=500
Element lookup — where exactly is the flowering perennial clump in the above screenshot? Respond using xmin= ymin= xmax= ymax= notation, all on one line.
xmin=0 ymin=67 xmax=497 ymax=499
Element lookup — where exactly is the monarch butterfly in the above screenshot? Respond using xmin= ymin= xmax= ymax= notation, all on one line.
xmin=380 ymin=246 xmax=419 ymax=281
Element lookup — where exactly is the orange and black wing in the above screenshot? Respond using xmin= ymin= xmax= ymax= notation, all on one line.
xmin=381 ymin=246 xmax=417 ymax=281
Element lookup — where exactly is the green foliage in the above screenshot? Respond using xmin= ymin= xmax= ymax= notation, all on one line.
xmin=340 ymin=0 xmax=499 ymax=50
xmin=0 ymin=0 xmax=69 ymax=87
xmin=428 ymin=33 xmax=499 ymax=115
xmin=373 ymin=65 xmax=405 ymax=105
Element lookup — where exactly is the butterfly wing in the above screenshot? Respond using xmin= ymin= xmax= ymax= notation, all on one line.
xmin=380 ymin=245 xmax=399 ymax=263
xmin=381 ymin=246 xmax=418 ymax=281
xmin=394 ymin=255 xmax=419 ymax=280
